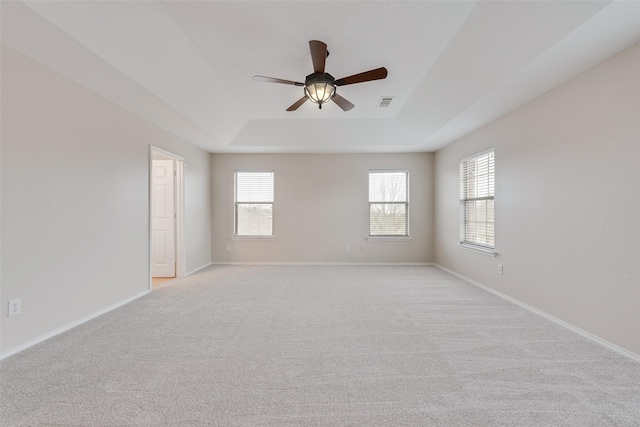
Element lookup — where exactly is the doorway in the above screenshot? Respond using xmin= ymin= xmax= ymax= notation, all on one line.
xmin=149 ymin=147 xmax=185 ymax=290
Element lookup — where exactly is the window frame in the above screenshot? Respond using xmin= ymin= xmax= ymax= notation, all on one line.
xmin=459 ymin=148 xmax=495 ymax=255
xmin=234 ymin=170 xmax=275 ymax=238
xmin=368 ymin=169 xmax=410 ymax=238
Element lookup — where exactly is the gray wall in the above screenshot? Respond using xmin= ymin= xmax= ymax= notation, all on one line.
xmin=211 ymin=153 xmax=434 ymax=263
xmin=434 ymin=43 xmax=640 ymax=356
xmin=0 ymin=46 xmax=212 ymax=354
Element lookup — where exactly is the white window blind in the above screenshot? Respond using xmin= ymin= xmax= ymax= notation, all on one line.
xmin=460 ymin=149 xmax=494 ymax=249
xmin=234 ymin=171 xmax=274 ymax=236
xmin=369 ymin=171 xmax=409 ymax=237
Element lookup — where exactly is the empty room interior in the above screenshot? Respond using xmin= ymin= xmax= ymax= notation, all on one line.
xmin=1 ymin=1 xmax=639 ymax=425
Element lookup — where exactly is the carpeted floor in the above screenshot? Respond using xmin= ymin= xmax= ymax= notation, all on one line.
xmin=1 ymin=265 xmax=639 ymax=426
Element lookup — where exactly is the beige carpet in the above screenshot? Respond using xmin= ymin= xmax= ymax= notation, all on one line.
xmin=1 ymin=265 xmax=639 ymax=426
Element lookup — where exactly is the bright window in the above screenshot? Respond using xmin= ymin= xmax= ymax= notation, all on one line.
xmin=369 ymin=170 xmax=409 ymax=237
xmin=234 ymin=171 xmax=274 ymax=237
xmin=460 ymin=148 xmax=494 ymax=250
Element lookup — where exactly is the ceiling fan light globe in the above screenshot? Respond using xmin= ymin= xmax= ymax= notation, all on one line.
xmin=305 ymin=81 xmax=336 ymax=107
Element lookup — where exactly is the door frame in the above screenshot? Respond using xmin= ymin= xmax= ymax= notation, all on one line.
xmin=149 ymin=146 xmax=185 ymax=290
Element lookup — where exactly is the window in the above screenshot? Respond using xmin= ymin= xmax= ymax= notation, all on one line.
xmin=234 ymin=171 xmax=274 ymax=237
xmin=460 ymin=148 xmax=494 ymax=250
xmin=369 ymin=170 xmax=409 ymax=237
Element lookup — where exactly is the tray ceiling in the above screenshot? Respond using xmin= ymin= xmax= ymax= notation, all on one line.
xmin=2 ymin=1 xmax=639 ymax=153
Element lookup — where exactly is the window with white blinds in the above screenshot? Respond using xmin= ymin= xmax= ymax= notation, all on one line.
xmin=460 ymin=148 xmax=494 ymax=250
xmin=234 ymin=171 xmax=274 ymax=237
xmin=369 ymin=170 xmax=409 ymax=237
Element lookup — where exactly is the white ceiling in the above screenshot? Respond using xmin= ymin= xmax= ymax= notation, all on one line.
xmin=2 ymin=1 xmax=639 ymax=153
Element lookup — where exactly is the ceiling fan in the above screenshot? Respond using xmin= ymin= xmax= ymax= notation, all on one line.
xmin=253 ymin=40 xmax=388 ymax=111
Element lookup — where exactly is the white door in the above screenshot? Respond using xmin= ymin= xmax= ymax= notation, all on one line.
xmin=152 ymin=160 xmax=176 ymax=277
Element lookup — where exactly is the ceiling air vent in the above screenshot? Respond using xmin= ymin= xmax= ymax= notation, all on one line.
xmin=377 ymin=96 xmax=394 ymax=108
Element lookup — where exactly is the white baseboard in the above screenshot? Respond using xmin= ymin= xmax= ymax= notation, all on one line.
xmin=0 ymin=290 xmax=150 ymax=361
xmin=434 ymin=263 xmax=640 ymax=363
xmin=185 ymin=262 xmax=213 ymax=276
xmin=210 ymin=262 xmax=434 ymax=266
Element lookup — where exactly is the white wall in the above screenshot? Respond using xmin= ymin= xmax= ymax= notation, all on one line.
xmin=434 ymin=43 xmax=640 ymax=356
xmin=0 ymin=46 xmax=212 ymax=354
xmin=211 ymin=153 xmax=434 ymax=263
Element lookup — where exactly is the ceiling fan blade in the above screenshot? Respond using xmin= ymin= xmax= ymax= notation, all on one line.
xmin=335 ymin=67 xmax=388 ymax=86
xmin=286 ymin=96 xmax=308 ymax=111
xmin=253 ymin=75 xmax=304 ymax=86
xmin=332 ymin=94 xmax=355 ymax=111
xmin=309 ymin=40 xmax=328 ymax=73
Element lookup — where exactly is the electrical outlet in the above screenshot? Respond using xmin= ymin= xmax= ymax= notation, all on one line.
xmin=344 ymin=245 xmax=350 ymax=252
xmin=226 ymin=244 xmax=231 ymax=252
xmin=497 ymin=264 xmax=503 ymax=275
xmin=8 ymin=299 xmax=21 ymax=317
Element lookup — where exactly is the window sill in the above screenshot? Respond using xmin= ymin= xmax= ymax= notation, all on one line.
xmin=233 ymin=236 xmax=276 ymax=240
xmin=458 ymin=243 xmax=496 ymax=256
xmin=367 ymin=236 xmax=412 ymax=241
